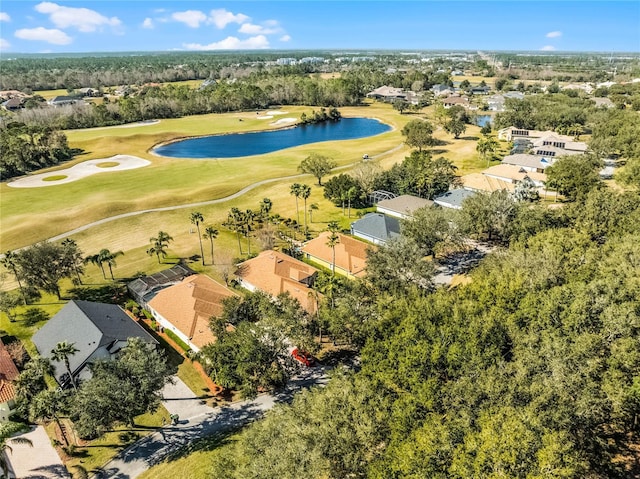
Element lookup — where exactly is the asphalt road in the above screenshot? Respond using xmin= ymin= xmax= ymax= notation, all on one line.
xmin=92 ymin=366 xmax=329 ymax=479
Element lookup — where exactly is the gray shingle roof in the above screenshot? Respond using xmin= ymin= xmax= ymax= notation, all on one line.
xmin=32 ymin=300 xmax=157 ymax=387
xmin=350 ymin=213 xmax=401 ymax=242
xmin=434 ymin=189 xmax=477 ymax=209
xmin=376 ymin=195 xmax=433 ymax=217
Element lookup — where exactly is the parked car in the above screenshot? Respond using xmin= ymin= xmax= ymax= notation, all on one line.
xmin=291 ymin=348 xmax=315 ymax=367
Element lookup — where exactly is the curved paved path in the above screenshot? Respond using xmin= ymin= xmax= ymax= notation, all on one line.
xmin=92 ymin=367 xmax=329 ymax=479
xmin=45 ymin=143 xmax=404 ymax=244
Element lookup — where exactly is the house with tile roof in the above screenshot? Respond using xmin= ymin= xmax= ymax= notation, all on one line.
xmin=482 ymin=164 xmax=547 ymax=187
xmin=442 ymin=95 xmax=470 ymax=108
xmin=350 ymin=213 xmax=401 ymax=245
xmin=376 ymin=194 xmax=433 ymax=220
xmin=460 ymin=173 xmax=517 ymax=193
xmin=32 ymin=300 xmax=157 ymax=389
xmin=236 ymin=250 xmax=319 ymax=313
xmin=301 ymin=232 xmax=372 ymax=279
xmin=0 ymin=339 xmax=19 ymax=422
xmin=147 ymin=275 xmax=237 ymax=352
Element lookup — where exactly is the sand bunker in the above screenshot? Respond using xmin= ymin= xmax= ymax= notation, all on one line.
xmin=270 ymin=117 xmax=297 ymax=126
xmin=256 ymin=115 xmax=274 ymax=120
xmin=266 ymin=110 xmax=289 ymax=115
xmin=8 ymin=155 xmax=151 ymax=188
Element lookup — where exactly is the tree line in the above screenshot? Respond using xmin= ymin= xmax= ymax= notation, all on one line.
xmin=202 ymin=185 xmax=640 ymax=478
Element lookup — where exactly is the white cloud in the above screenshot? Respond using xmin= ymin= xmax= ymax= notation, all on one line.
xmin=280 ymin=34 xmax=291 ymax=42
xmin=142 ymin=17 xmax=154 ymax=29
xmin=0 ymin=38 xmax=10 ymax=50
xmin=540 ymin=45 xmax=556 ymax=51
xmin=15 ymin=27 xmax=72 ymax=45
xmin=35 ymin=2 xmax=120 ymax=33
xmin=208 ymin=9 xmax=249 ymax=29
xmin=172 ymin=10 xmax=207 ymax=28
xmin=239 ymin=21 xmax=282 ymax=35
xmin=184 ymin=35 xmax=269 ymax=50
xmin=0 ymin=12 xmax=10 ymax=22
xmin=546 ymin=31 xmax=562 ymax=38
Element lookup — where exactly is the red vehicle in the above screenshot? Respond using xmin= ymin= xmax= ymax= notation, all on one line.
xmin=291 ymin=348 xmax=315 ymax=367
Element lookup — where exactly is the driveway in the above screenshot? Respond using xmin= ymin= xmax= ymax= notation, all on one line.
xmin=6 ymin=425 xmax=70 ymax=478
xmin=92 ymin=366 xmax=328 ymax=479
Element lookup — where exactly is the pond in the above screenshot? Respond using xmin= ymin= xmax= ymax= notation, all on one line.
xmin=152 ymin=117 xmax=391 ymax=159
xmin=474 ymin=114 xmax=492 ymax=127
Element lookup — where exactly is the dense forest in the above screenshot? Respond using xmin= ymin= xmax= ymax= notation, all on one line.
xmin=204 ymin=188 xmax=640 ymax=478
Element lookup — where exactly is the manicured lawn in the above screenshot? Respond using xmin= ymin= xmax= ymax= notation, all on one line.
xmin=1 ymin=105 xmax=405 ymax=251
xmin=64 ymin=406 xmax=171 ymax=476
xmin=137 ymin=430 xmax=237 ymax=479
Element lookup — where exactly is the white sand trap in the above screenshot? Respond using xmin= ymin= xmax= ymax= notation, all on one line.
xmin=77 ymin=119 xmax=160 ymax=132
xmin=8 ymin=155 xmax=151 ymax=188
xmin=270 ymin=117 xmax=297 ymax=126
xmin=256 ymin=115 xmax=274 ymax=120
xmin=266 ymin=110 xmax=289 ymax=115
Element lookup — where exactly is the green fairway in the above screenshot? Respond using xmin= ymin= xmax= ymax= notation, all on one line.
xmin=1 ymin=104 xmax=483 ymax=273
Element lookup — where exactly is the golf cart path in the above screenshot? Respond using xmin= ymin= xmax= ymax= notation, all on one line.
xmin=45 ymin=143 xmax=404 ymax=244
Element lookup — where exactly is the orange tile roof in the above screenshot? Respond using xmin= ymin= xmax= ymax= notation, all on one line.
xmin=301 ymin=232 xmax=373 ymax=278
xmin=237 ymin=250 xmax=319 ymax=313
xmin=461 ymin=173 xmax=516 ymax=193
xmin=148 ymin=275 xmax=237 ymax=350
xmin=0 ymin=339 xmax=19 ymax=404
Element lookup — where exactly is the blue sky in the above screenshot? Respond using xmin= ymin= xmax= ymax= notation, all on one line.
xmin=0 ymin=1 xmax=638 ymax=54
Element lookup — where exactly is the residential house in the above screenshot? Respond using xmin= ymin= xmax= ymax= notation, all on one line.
xmin=350 ymin=213 xmax=401 ymax=245
xmin=1 ymin=97 xmax=24 ymax=111
xmin=486 ymin=94 xmax=506 ymax=111
xmin=236 ymin=250 xmax=319 ymax=313
xmin=482 ymin=164 xmax=547 ymax=188
xmin=433 ymin=189 xmax=477 ymax=210
xmin=503 ymin=91 xmax=525 ymax=101
xmin=147 ymin=275 xmax=237 ymax=352
xmin=502 ymin=154 xmax=551 ymax=173
xmin=460 ymin=173 xmax=517 ymax=194
xmin=531 ymin=135 xmax=588 ymax=154
xmin=32 ymin=300 xmax=158 ymax=388
xmin=498 ymin=127 xmax=561 ymax=142
xmin=48 ymin=96 xmax=79 ymax=107
xmin=376 ymin=194 xmax=432 ymax=219
xmin=431 ymin=84 xmax=454 ymax=97
xmin=442 ymin=95 xmax=470 ymax=108
xmin=127 ymin=264 xmax=195 ymax=307
xmin=0 ymin=339 xmax=19 ymax=422
xmin=470 ymin=85 xmax=491 ymax=95
xmin=366 ymin=85 xmax=407 ymax=102
xmin=301 ymin=232 xmax=371 ymax=279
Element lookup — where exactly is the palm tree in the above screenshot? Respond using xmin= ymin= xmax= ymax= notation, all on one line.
xmin=309 ymin=203 xmax=319 ymax=223
xmin=326 ymin=222 xmax=340 ymax=276
xmin=290 ymin=183 xmax=302 ymax=224
xmin=147 ymin=231 xmax=173 ymax=263
xmin=84 ymin=253 xmax=106 ymax=279
xmin=29 ymin=389 xmax=70 ymax=446
xmin=190 ymin=211 xmax=205 ymax=266
xmin=51 ymin=341 xmax=79 ymax=390
xmin=299 ymin=184 xmax=311 ymax=235
xmin=98 ymin=249 xmax=124 ymax=280
xmin=476 ymin=136 xmax=499 ymax=167
xmin=259 ymin=198 xmax=273 ymax=221
xmin=1 ymin=250 xmax=26 ymax=305
xmin=244 ymin=209 xmax=256 ymax=255
xmin=203 ymin=226 xmax=219 ymax=265
xmin=226 ymin=208 xmax=244 ymax=255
